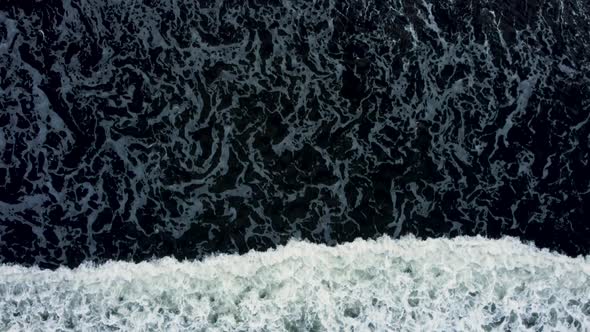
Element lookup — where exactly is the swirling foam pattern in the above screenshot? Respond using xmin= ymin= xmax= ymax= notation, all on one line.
xmin=0 ymin=0 xmax=589 ymax=268
xmin=1 ymin=236 xmax=589 ymax=331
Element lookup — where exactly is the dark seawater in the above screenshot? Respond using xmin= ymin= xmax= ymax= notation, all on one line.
xmin=0 ymin=0 xmax=589 ymax=269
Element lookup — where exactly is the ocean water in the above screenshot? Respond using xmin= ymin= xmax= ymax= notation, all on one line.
xmin=1 ymin=236 xmax=589 ymax=331
xmin=1 ymin=0 xmax=590 ymax=330
xmin=1 ymin=0 xmax=589 ymax=268
xmin=0 ymin=236 xmax=588 ymax=331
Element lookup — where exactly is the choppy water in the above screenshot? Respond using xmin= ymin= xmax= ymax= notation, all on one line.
xmin=1 ymin=0 xmax=589 ymax=268
xmin=1 ymin=236 xmax=589 ymax=331
xmin=1 ymin=0 xmax=590 ymax=329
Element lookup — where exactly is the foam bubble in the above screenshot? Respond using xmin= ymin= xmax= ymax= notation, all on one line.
xmin=1 ymin=236 xmax=589 ymax=331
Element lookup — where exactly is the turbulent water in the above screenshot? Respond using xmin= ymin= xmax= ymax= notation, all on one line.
xmin=1 ymin=236 xmax=589 ymax=331
xmin=1 ymin=0 xmax=590 ymax=329
xmin=1 ymin=0 xmax=589 ymax=268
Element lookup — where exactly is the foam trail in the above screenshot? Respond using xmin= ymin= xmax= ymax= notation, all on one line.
xmin=1 ymin=236 xmax=589 ymax=331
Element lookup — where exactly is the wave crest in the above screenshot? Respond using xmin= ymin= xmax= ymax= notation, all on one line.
xmin=1 ymin=236 xmax=589 ymax=331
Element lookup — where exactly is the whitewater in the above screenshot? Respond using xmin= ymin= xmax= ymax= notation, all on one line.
xmin=1 ymin=236 xmax=589 ymax=331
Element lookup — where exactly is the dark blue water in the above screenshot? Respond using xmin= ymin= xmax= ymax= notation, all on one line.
xmin=1 ymin=0 xmax=589 ymax=269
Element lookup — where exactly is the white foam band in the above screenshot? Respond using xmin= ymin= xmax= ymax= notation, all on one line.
xmin=2 ymin=236 xmax=589 ymax=331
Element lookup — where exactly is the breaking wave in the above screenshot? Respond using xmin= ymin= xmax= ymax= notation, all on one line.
xmin=1 ymin=236 xmax=589 ymax=331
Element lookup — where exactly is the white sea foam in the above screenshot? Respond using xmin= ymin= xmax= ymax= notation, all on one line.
xmin=1 ymin=236 xmax=589 ymax=331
